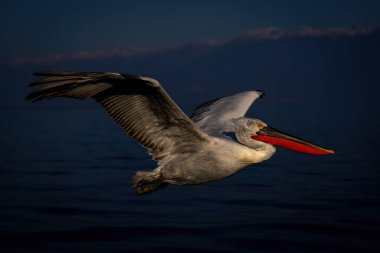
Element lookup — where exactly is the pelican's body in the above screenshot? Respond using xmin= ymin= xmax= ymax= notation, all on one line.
xmin=158 ymin=136 xmax=274 ymax=185
xmin=27 ymin=72 xmax=333 ymax=194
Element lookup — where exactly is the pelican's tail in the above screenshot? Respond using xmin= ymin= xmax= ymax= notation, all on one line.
xmin=131 ymin=170 xmax=167 ymax=195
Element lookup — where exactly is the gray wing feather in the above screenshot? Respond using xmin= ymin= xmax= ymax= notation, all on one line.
xmin=27 ymin=71 xmax=209 ymax=164
xmin=191 ymin=91 xmax=264 ymax=135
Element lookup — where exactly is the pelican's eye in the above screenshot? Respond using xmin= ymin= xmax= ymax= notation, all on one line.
xmin=257 ymin=122 xmax=265 ymax=130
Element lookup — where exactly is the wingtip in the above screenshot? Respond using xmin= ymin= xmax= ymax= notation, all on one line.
xmin=33 ymin=71 xmax=79 ymax=76
xmin=25 ymin=93 xmax=36 ymax=101
xmin=256 ymin=90 xmax=265 ymax=98
xmin=28 ymin=80 xmax=40 ymax=87
xmin=29 ymin=72 xmax=48 ymax=86
xmin=29 ymin=71 xmax=77 ymax=86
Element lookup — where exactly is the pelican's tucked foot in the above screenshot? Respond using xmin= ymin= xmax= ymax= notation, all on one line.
xmin=131 ymin=170 xmax=167 ymax=195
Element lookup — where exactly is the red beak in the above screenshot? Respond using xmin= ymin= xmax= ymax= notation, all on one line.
xmin=252 ymin=126 xmax=334 ymax=155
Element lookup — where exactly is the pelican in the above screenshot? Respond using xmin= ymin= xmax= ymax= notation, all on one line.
xmin=26 ymin=72 xmax=334 ymax=194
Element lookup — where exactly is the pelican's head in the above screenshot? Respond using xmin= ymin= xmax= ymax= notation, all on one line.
xmin=232 ymin=117 xmax=334 ymax=155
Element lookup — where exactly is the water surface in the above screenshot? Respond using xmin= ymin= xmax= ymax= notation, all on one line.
xmin=1 ymin=109 xmax=379 ymax=253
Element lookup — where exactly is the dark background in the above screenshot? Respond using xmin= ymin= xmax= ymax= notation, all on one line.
xmin=1 ymin=1 xmax=379 ymax=252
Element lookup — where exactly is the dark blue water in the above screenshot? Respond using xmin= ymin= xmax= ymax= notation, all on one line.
xmin=1 ymin=109 xmax=379 ymax=253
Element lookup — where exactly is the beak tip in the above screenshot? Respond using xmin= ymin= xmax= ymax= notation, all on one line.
xmin=321 ymin=149 xmax=335 ymax=155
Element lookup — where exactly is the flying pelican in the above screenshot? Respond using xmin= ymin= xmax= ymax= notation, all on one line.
xmin=26 ymin=72 xmax=334 ymax=194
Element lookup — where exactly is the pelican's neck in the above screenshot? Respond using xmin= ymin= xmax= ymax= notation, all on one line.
xmin=234 ymin=132 xmax=276 ymax=163
xmin=251 ymin=144 xmax=276 ymax=163
xmin=222 ymin=137 xmax=276 ymax=164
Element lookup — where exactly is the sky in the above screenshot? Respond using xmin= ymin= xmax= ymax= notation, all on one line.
xmin=1 ymin=0 xmax=380 ymax=63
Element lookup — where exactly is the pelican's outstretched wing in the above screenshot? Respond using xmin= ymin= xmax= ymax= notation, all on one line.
xmin=191 ymin=91 xmax=264 ymax=136
xmin=27 ymin=72 xmax=209 ymax=164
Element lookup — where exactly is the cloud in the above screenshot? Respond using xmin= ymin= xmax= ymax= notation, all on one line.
xmin=244 ymin=26 xmax=287 ymax=40
xmin=9 ymin=24 xmax=379 ymax=66
xmin=295 ymin=24 xmax=380 ymax=37
xmin=9 ymin=47 xmax=155 ymax=66
xmin=237 ymin=24 xmax=380 ymax=42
